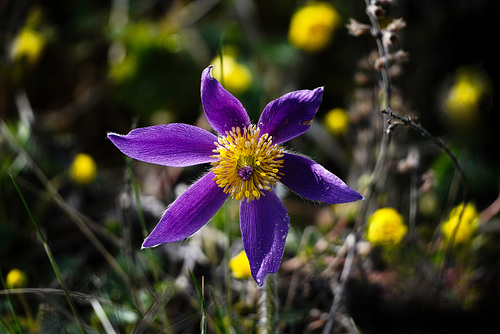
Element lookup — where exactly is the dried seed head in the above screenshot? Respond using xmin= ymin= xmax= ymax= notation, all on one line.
xmin=420 ymin=171 xmax=436 ymax=193
xmin=382 ymin=31 xmax=399 ymax=47
xmin=346 ymin=18 xmax=371 ymax=36
xmin=375 ymin=0 xmax=398 ymax=5
xmin=397 ymin=147 xmax=420 ymax=174
xmin=389 ymin=64 xmax=403 ymax=78
xmin=377 ymin=50 xmax=409 ymax=70
xmin=368 ymin=4 xmax=385 ymax=17
xmin=354 ymin=72 xmax=372 ymax=86
xmin=374 ymin=57 xmax=386 ymax=71
xmin=392 ymin=50 xmax=409 ymax=63
xmin=386 ymin=18 xmax=406 ymax=32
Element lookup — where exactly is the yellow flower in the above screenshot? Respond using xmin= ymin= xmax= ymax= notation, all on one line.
xmin=441 ymin=203 xmax=479 ymax=246
xmin=6 ymin=269 xmax=27 ymax=289
xmin=70 ymin=153 xmax=97 ymax=185
xmin=210 ymin=53 xmax=252 ymax=95
xmin=367 ymin=208 xmax=407 ymax=246
xmin=229 ymin=250 xmax=252 ymax=280
xmin=288 ymin=2 xmax=341 ymax=53
xmin=11 ymin=28 xmax=46 ymax=64
xmin=445 ymin=68 xmax=488 ymax=124
xmin=324 ymin=108 xmax=349 ymax=136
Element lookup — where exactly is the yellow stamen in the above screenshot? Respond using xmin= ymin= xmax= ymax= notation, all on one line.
xmin=210 ymin=125 xmax=284 ymax=201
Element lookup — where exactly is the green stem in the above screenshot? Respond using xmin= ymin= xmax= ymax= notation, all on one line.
xmin=259 ymin=273 xmax=277 ymax=334
xmin=224 ymin=201 xmax=232 ymax=329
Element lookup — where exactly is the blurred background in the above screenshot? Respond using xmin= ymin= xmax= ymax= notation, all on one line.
xmin=1 ymin=0 xmax=499 ymax=333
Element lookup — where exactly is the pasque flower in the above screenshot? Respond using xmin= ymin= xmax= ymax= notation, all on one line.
xmin=108 ymin=66 xmax=362 ymax=284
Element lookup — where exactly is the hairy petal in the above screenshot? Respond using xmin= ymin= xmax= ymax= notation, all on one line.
xmin=240 ymin=192 xmax=290 ymax=285
xmin=200 ymin=65 xmax=250 ymax=135
xmin=107 ymin=124 xmax=218 ymax=167
xmin=142 ymin=172 xmax=229 ymax=247
xmin=258 ymin=87 xmax=323 ymax=144
xmin=280 ymin=153 xmax=363 ymax=204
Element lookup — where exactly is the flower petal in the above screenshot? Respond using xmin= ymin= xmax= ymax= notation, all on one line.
xmin=142 ymin=172 xmax=229 ymax=247
xmin=280 ymin=153 xmax=363 ymax=204
xmin=258 ymin=87 xmax=323 ymax=144
xmin=108 ymin=123 xmax=218 ymax=167
xmin=240 ymin=191 xmax=290 ymax=285
xmin=201 ymin=65 xmax=250 ymax=135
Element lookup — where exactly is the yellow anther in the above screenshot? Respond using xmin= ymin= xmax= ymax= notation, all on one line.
xmin=210 ymin=125 xmax=284 ymax=201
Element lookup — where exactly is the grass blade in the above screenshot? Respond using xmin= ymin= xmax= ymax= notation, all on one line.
xmin=10 ymin=174 xmax=86 ymax=334
xmin=188 ymin=269 xmax=207 ymax=334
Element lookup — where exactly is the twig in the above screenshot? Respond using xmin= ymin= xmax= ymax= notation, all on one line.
xmin=322 ymin=234 xmax=356 ymax=334
xmin=364 ymin=0 xmax=392 ymax=110
xmin=480 ymin=194 xmax=500 ymax=223
xmin=90 ymin=299 xmax=118 ymax=334
xmin=354 ymin=130 xmax=392 ymax=233
xmin=353 ymin=0 xmax=395 ymax=234
xmin=358 ymin=0 xmax=468 ymax=299
xmin=435 ymin=201 xmax=469 ymax=292
xmin=382 ymin=107 xmax=467 ymax=198
xmin=0 ymin=288 xmax=138 ymax=311
xmin=283 ymin=226 xmax=324 ymax=312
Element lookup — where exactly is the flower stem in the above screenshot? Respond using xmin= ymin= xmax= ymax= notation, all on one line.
xmin=322 ymin=234 xmax=356 ymax=334
xmin=224 ymin=202 xmax=232 ymax=329
xmin=259 ymin=273 xmax=277 ymax=333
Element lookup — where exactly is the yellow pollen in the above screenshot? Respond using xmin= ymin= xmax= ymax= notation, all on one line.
xmin=210 ymin=125 xmax=284 ymax=201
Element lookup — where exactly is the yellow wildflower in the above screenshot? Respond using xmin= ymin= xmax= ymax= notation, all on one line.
xmin=441 ymin=202 xmax=479 ymax=246
xmin=11 ymin=28 xmax=46 ymax=64
xmin=288 ymin=2 xmax=341 ymax=53
xmin=324 ymin=108 xmax=349 ymax=136
xmin=445 ymin=68 xmax=488 ymax=124
xmin=6 ymin=268 xmax=27 ymax=289
xmin=210 ymin=53 xmax=252 ymax=95
xmin=367 ymin=208 xmax=407 ymax=246
xmin=70 ymin=153 xmax=97 ymax=185
xmin=229 ymin=250 xmax=252 ymax=280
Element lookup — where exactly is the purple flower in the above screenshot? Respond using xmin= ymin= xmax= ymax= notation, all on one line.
xmin=108 ymin=66 xmax=362 ymax=285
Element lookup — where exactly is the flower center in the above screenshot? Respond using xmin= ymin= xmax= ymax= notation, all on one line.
xmin=210 ymin=125 xmax=284 ymax=201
